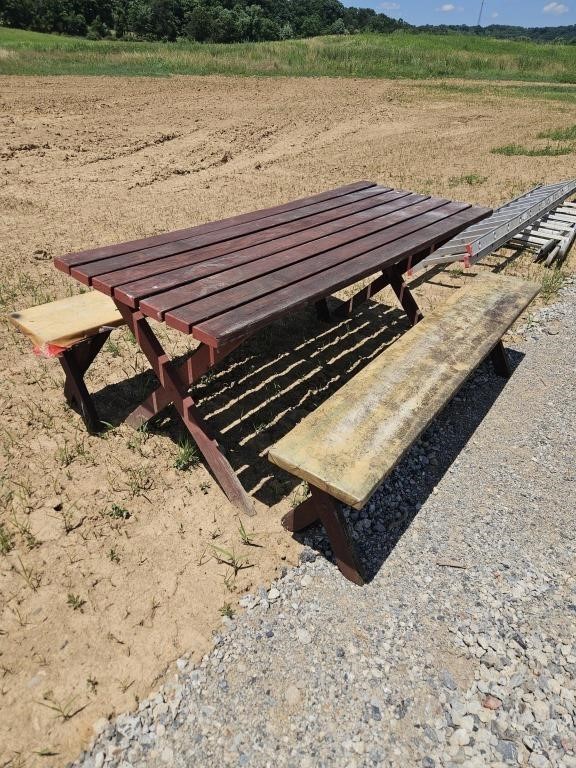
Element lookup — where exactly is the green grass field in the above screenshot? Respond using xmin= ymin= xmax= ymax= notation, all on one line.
xmin=1 ymin=26 xmax=576 ymax=85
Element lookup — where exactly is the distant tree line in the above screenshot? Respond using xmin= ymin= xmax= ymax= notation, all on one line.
xmin=0 ymin=0 xmax=409 ymax=42
xmin=1 ymin=1 xmax=573 ymax=44
xmin=417 ymin=23 xmax=576 ymax=44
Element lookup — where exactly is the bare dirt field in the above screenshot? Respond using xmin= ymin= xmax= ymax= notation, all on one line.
xmin=1 ymin=75 xmax=575 ymax=768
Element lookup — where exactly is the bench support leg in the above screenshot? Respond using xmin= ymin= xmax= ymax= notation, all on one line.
xmin=59 ymin=330 xmax=111 ymax=433
xmin=490 ymin=340 xmax=512 ymax=378
xmin=114 ymin=301 xmax=255 ymax=516
xmin=282 ymin=486 xmax=365 ymax=585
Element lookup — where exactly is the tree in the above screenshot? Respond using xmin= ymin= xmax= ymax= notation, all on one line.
xmin=0 ymin=0 xmax=410 ymax=42
xmin=279 ymin=21 xmax=294 ymax=39
xmin=86 ymin=15 xmax=107 ymax=38
xmin=0 ymin=0 xmax=36 ymax=29
xmin=184 ymin=4 xmax=213 ymax=41
xmin=300 ymin=14 xmax=322 ymax=38
xmin=149 ymin=0 xmax=179 ymax=39
xmin=326 ymin=18 xmax=346 ymax=35
xmin=63 ymin=12 xmax=88 ymax=34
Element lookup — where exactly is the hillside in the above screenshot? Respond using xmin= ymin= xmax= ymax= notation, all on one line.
xmin=419 ymin=24 xmax=576 ymax=44
xmin=1 ymin=27 xmax=576 ymax=84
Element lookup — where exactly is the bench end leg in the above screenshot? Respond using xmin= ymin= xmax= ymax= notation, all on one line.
xmin=285 ymin=487 xmax=365 ymax=585
xmin=281 ymin=495 xmax=320 ymax=532
xmin=59 ymin=349 xmax=101 ymax=433
xmin=490 ymin=339 xmax=512 ymax=378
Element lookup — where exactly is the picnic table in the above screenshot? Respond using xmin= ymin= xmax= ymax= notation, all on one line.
xmin=54 ymin=181 xmax=491 ymax=515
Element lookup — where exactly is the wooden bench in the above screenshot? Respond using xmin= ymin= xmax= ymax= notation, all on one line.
xmin=8 ymin=292 xmax=125 ymax=432
xmin=268 ymin=272 xmax=539 ymax=585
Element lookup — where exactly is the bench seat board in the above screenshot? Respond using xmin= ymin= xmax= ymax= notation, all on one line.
xmin=268 ymin=272 xmax=538 ymax=510
xmin=9 ymin=291 xmax=124 ymax=350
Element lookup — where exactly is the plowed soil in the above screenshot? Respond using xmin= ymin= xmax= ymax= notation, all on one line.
xmin=1 ymin=75 xmax=574 ymax=768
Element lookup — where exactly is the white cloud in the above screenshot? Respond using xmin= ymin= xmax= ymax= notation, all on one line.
xmin=380 ymin=2 xmax=400 ymax=9
xmin=438 ymin=3 xmax=456 ymax=10
xmin=543 ymin=1 xmax=569 ymax=12
xmin=491 ymin=11 xmax=499 ymax=17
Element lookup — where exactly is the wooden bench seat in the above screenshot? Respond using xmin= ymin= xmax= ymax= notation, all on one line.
xmin=268 ymin=272 xmax=539 ymax=584
xmin=9 ymin=291 xmax=124 ymax=352
xmin=8 ymin=292 xmax=125 ymax=431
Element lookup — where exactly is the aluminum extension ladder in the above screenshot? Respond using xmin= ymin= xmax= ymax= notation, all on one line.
xmin=414 ymin=179 xmax=576 ymax=274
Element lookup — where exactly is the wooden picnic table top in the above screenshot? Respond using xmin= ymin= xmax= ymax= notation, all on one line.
xmin=55 ymin=181 xmax=491 ymax=349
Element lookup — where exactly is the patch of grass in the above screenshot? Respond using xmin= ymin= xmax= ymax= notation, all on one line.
xmin=104 ymin=337 xmax=121 ymax=357
xmin=122 ymin=465 xmax=154 ymax=498
xmin=55 ymin=436 xmax=88 ymax=467
xmin=425 ymin=82 xmax=576 ymax=103
xmin=127 ymin=422 xmax=150 ymax=455
xmin=540 ymin=269 xmax=564 ymax=303
xmin=60 ymin=507 xmax=84 ymax=534
xmin=66 ymin=593 xmax=86 ymax=611
xmin=210 ymin=544 xmax=252 ymax=577
xmin=15 ymin=556 xmax=41 ymax=591
xmin=118 ymin=678 xmax=134 ymax=694
xmin=219 ymin=602 xmax=235 ymax=618
xmin=0 ymin=523 xmax=15 ymax=555
xmin=491 ymin=143 xmax=573 ymax=157
xmin=537 ymin=125 xmax=576 ymax=141
xmin=11 ymin=513 xmax=42 ymax=549
xmin=108 ymin=503 xmax=130 ymax=520
xmin=449 ymin=173 xmax=488 ymax=187
xmin=173 ymin=438 xmax=200 ymax=471
xmin=108 ymin=548 xmax=120 ymax=563
xmin=238 ymin=519 xmax=262 ymax=548
xmin=37 ymin=692 xmax=86 ymax=721
xmin=0 ymin=28 xmax=575 ymax=83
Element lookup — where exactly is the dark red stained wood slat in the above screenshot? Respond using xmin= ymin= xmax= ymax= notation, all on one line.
xmin=164 ymin=200 xmax=466 ymax=332
xmin=67 ymin=186 xmax=389 ymax=285
xmin=112 ymin=191 xmax=427 ymax=309
xmin=55 ymin=180 xmax=376 ymax=274
xmin=188 ymin=205 xmax=491 ymax=346
xmin=92 ymin=187 xmax=404 ymax=297
xmin=139 ymin=195 xmax=448 ymax=320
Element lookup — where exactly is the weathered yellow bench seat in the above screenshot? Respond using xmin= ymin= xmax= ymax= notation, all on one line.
xmin=269 ymin=272 xmax=539 ymax=584
xmin=9 ymin=291 xmax=124 ymax=353
xmin=8 ymin=292 xmax=125 ymax=431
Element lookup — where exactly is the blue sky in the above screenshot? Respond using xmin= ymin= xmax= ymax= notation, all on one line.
xmin=349 ymin=0 xmax=575 ymax=26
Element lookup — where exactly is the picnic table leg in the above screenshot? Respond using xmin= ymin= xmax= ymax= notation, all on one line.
xmin=114 ymin=302 xmax=255 ymax=516
xmin=60 ymin=330 xmax=111 ymax=433
xmin=332 ymin=273 xmax=390 ymax=320
xmin=282 ymin=487 xmax=365 ymax=585
xmin=386 ymin=267 xmax=424 ymax=326
xmin=314 ymin=298 xmax=332 ymax=322
xmin=125 ymin=339 xmax=244 ymax=428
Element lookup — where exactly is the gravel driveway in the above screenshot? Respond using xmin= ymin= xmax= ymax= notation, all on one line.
xmin=74 ymin=280 xmax=576 ymax=768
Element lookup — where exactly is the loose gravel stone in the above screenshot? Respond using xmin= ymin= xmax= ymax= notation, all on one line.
xmin=72 ymin=282 xmax=576 ymax=768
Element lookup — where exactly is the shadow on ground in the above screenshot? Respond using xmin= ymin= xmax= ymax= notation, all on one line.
xmin=90 ymin=296 xmax=412 ymax=504
xmin=85 ymin=288 xmax=524 ymax=581
xmin=290 ymin=346 xmax=525 ymax=582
